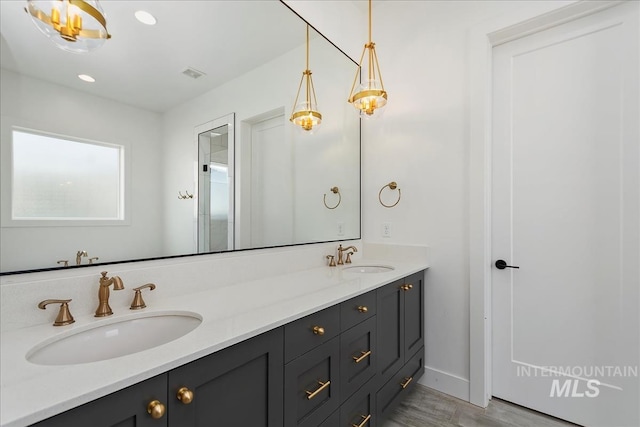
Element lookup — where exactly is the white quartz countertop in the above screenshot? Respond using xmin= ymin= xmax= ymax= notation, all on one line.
xmin=0 ymin=259 xmax=428 ymax=427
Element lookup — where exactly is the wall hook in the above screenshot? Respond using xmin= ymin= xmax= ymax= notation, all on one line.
xmin=379 ymin=181 xmax=401 ymax=208
xmin=323 ymin=186 xmax=341 ymax=209
xmin=178 ymin=190 xmax=193 ymax=200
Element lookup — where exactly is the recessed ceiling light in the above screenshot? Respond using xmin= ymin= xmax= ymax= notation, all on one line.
xmin=135 ymin=10 xmax=157 ymax=25
xmin=78 ymin=74 xmax=95 ymax=83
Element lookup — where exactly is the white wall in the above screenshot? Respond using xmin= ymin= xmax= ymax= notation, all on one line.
xmin=0 ymin=69 xmax=164 ymax=271
xmin=287 ymin=0 xmax=575 ymax=400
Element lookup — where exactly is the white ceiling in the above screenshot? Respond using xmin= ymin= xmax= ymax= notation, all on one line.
xmin=0 ymin=1 xmax=312 ymax=113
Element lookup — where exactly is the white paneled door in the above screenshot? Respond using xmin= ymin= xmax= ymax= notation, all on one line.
xmin=491 ymin=3 xmax=639 ymax=426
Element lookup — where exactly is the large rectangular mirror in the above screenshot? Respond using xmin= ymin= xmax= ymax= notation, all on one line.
xmin=0 ymin=0 xmax=360 ymax=274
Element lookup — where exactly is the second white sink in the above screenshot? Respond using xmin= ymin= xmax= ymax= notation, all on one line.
xmin=343 ymin=265 xmax=394 ymax=274
xmin=26 ymin=311 xmax=202 ymax=366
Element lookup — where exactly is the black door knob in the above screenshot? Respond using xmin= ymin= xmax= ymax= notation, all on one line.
xmin=495 ymin=260 xmax=519 ymax=270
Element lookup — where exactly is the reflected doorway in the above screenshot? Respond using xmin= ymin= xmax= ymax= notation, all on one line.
xmin=197 ymin=114 xmax=234 ymax=253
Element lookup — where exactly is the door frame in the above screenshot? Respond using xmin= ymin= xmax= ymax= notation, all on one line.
xmin=467 ymin=0 xmax=623 ymax=407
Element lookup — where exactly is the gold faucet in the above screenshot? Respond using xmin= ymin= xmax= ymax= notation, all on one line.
xmin=337 ymin=244 xmax=358 ymax=265
xmin=38 ymin=299 xmax=75 ymax=326
xmin=76 ymin=250 xmax=88 ymax=265
xmin=95 ymin=271 xmax=124 ymax=317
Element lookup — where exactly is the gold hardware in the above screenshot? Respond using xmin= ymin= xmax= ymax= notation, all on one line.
xmin=178 ymin=190 xmax=193 ymax=200
xmin=337 ymin=244 xmax=358 ymax=265
xmin=323 ymin=187 xmax=341 ymax=209
xmin=400 ymin=283 xmax=414 ymax=291
xmin=290 ymin=25 xmax=322 ymax=132
xmin=56 ymin=260 xmax=69 ymax=267
xmin=345 ymin=251 xmax=354 ymax=264
xmin=88 ymin=257 xmax=99 ymax=264
xmin=130 ymin=283 xmax=156 ymax=310
xmin=352 ymin=350 xmax=372 ymax=364
xmin=357 ymin=305 xmax=368 ymax=313
xmin=326 ymin=255 xmax=336 ymax=267
xmin=312 ymin=326 xmax=325 ymax=336
xmin=379 ymin=182 xmax=401 ymax=208
xmin=147 ymin=400 xmax=165 ymax=419
xmin=400 ymin=377 xmax=413 ymax=389
xmin=352 ymin=414 xmax=372 ymax=427
xmin=348 ymin=0 xmax=387 ymax=116
xmin=38 ymin=299 xmax=75 ymax=326
xmin=95 ymin=271 xmax=124 ymax=317
xmin=305 ymin=380 xmax=330 ymax=400
xmin=76 ymin=250 xmax=87 ymax=265
xmin=177 ymin=386 xmax=194 ymax=404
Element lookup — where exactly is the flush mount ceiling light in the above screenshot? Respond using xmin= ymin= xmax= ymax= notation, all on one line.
xmin=77 ymin=73 xmax=95 ymax=82
xmin=290 ymin=25 xmax=321 ymax=133
xmin=25 ymin=0 xmax=111 ymax=54
xmin=348 ymin=0 xmax=387 ymax=117
xmin=134 ymin=10 xmax=156 ymax=26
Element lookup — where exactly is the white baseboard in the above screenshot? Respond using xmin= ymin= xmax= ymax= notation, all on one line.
xmin=418 ymin=366 xmax=470 ymax=402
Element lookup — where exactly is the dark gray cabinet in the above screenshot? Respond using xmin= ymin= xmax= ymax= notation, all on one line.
xmin=32 ymin=270 xmax=426 ymax=427
xmin=32 ymin=373 xmax=168 ymax=427
xmin=168 ymin=327 xmax=284 ymax=427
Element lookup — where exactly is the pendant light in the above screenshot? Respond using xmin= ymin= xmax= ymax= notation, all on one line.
xmin=348 ymin=0 xmax=387 ymax=117
xmin=25 ymin=0 xmax=111 ymax=54
xmin=290 ymin=25 xmax=322 ymax=132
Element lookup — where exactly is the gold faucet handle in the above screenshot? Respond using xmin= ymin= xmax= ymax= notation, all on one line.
xmin=88 ymin=257 xmax=99 ymax=264
xmin=345 ymin=251 xmax=354 ymax=264
xmin=326 ymin=255 xmax=336 ymax=267
xmin=130 ymin=283 xmax=156 ymax=310
xmin=38 ymin=299 xmax=75 ymax=326
xmin=56 ymin=260 xmax=69 ymax=267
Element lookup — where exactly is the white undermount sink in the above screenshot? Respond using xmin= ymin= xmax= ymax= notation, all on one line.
xmin=26 ymin=311 xmax=202 ymax=366
xmin=342 ymin=265 xmax=395 ymax=274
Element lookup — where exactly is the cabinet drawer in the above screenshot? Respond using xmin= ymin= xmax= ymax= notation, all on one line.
xmin=340 ymin=377 xmax=376 ymax=427
xmin=376 ymin=346 xmax=424 ymax=422
xmin=285 ymin=337 xmax=341 ymax=427
xmin=340 ymin=290 xmax=376 ymax=331
xmin=285 ymin=305 xmax=340 ymax=363
xmin=340 ymin=316 xmax=376 ymax=401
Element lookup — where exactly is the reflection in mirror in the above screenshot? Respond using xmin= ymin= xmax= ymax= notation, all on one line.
xmin=0 ymin=1 xmax=360 ymax=274
xmin=197 ymin=115 xmax=234 ymax=253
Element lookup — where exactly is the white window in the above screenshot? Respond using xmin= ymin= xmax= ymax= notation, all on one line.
xmin=11 ymin=129 xmax=124 ymax=221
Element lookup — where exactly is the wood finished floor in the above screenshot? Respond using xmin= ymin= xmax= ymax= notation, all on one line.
xmin=382 ymin=385 xmax=578 ymax=427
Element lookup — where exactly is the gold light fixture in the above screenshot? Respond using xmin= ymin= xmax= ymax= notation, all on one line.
xmin=25 ymin=0 xmax=111 ymax=54
xmin=290 ymin=25 xmax=322 ymax=132
xmin=348 ymin=0 xmax=387 ymax=117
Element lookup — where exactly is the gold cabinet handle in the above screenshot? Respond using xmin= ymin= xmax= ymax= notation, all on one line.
xmin=352 ymin=414 xmax=371 ymax=427
xmin=305 ymin=380 xmax=331 ymax=400
xmin=312 ymin=326 xmax=325 ymax=336
xmin=357 ymin=305 xmax=368 ymax=313
xmin=400 ymin=284 xmax=413 ymax=291
xmin=400 ymin=377 xmax=413 ymax=389
xmin=177 ymin=386 xmax=194 ymax=404
xmin=147 ymin=400 xmax=165 ymax=419
xmin=352 ymin=350 xmax=372 ymax=364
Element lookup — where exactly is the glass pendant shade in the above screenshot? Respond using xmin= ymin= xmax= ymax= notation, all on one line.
xmin=290 ymin=26 xmax=321 ymax=133
xmin=348 ymin=0 xmax=387 ymax=117
xmin=26 ymin=0 xmax=111 ymax=54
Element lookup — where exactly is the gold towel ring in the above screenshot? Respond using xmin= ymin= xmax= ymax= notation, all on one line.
xmin=323 ymin=187 xmax=341 ymax=209
xmin=379 ymin=181 xmax=401 ymax=208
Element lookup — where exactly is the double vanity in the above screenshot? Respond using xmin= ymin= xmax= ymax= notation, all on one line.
xmin=0 ymin=243 xmax=429 ymax=427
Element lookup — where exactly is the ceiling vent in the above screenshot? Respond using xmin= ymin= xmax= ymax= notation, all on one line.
xmin=182 ymin=67 xmax=206 ymax=80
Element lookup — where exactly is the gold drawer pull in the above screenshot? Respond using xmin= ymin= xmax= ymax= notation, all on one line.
xmin=400 ymin=376 xmax=413 ymax=389
xmin=147 ymin=400 xmax=165 ymax=419
xmin=352 ymin=414 xmax=371 ymax=427
xmin=305 ymin=380 xmax=331 ymax=400
xmin=357 ymin=305 xmax=368 ymax=313
xmin=312 ymin=326 xmax=325 ymax=336
xmin=177 ymin=386 xmax=194 ymax=404
xmin=400 ymin=283 xmax=413 ymax=291
xmin=352 ymin=350 xmax=372 ymax=363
